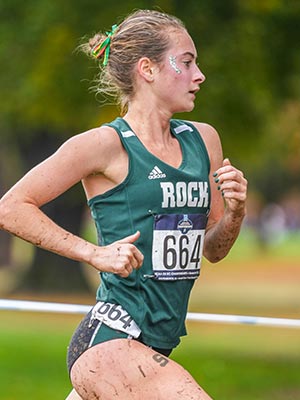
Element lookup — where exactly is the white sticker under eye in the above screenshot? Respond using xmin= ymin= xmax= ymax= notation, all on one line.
xmin=169 ymin=55 xmax=182 ymax=74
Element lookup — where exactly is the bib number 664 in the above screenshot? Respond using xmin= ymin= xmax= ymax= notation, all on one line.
xmin=163 ymin=233 xmax=203 ymax=270
xmin=97 ymin=303 xmax=133 ymax=329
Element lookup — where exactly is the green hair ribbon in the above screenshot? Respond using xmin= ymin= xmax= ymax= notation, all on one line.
xmin=92 ymin=24 xmax=118 ymax=66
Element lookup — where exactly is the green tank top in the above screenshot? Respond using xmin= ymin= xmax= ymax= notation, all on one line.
xmin=88 ymin=117 xmax=211 ymax=349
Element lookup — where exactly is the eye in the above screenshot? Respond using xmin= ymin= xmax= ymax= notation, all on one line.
xmin=182 ymin=60 xmax=192 ymax=67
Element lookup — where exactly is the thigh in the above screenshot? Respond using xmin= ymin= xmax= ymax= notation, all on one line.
xmin=70 ymin=338 xmax=212 ymax=400
xmin=67 ymin=307 xmax=129 ymax=374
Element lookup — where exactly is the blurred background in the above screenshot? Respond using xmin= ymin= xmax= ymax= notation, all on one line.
xmin=0 ymin=1 xmax=299 ymax=399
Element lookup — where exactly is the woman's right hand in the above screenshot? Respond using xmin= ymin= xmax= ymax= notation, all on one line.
xmin=90 ymin=231 xmax=144 ymax=277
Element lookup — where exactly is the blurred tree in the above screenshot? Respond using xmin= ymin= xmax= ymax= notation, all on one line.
xmin=175 ymin=0 xmax=300 ymax=199
xmin=0 ymin=0 xmax=299 ymax=293
xmin=0 ymin=0 xmax=119 ymax=293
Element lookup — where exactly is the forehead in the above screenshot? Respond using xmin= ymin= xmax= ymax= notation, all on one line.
xmin=167 ymin=29 xmax=197 ymax=57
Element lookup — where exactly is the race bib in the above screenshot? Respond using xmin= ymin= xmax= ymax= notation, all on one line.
xmin=152 ymin=214 xmax=207 ymax=281
xmin=90 ymin=301 xmax=141 ymax=338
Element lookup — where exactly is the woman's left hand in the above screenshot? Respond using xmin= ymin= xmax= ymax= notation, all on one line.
xmin=214 ymin=158 xmax=247 ymax=216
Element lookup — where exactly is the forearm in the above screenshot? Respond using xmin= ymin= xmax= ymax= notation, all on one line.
xmin=0 ymin=196 xmax=144 ymax=277
xmin=0 ymin=199 xmax=96 ymax=265
xmin=204 ymin=208 xmax=246 ymax=263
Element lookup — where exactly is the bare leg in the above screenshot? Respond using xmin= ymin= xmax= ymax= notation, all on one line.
xmin=71 ymin=339 xmax=212 ymax=400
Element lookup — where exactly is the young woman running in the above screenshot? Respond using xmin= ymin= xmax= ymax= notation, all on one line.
xmin=0 ymin=9 xmax=247 ymax=400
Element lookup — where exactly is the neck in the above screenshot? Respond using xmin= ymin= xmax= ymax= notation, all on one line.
xmin=124 ymin=101 xmax=173 ymax=141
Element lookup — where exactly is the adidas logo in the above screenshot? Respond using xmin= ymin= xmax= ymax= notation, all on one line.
xmin=148 ymin=166 xmax=167 ymax=180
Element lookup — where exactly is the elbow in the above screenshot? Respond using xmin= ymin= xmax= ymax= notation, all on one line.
xmin=0 ymin=195 xmax=15 ymax=231
xmin=204 ymin=254 xmax=222 ymax=264
xmin=203 ymin=247 xmax=230 ymax=264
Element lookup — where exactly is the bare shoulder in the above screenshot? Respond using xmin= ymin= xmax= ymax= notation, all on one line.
xmin=60 ymin=124 xmax=123 ymax=176
xmin=188 ymin=121 xmax=221 ymax=150
xmin=184 ymin=120 xmax=223 ymax=165
xmin=0 ymin=125 xmax=124 ymax=208
xmin=65 ymin=125 xmax=121 ymax=158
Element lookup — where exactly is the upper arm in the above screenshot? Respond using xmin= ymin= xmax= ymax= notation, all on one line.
xmin=191 ymin=121 xmax=225 ymax=228
xmin=3 ymin=126 xmax=117 ymax=208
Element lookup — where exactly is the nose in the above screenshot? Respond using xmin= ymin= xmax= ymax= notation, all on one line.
xmin=194 ymin=65 xmax=206 ymax=84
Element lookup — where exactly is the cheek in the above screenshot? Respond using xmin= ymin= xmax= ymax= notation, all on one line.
xmin=163 ymin=75 xmax=184 ymax=96
xmin=157 ymin=65 xmax=189 ymax=93
xmin=165 ymin=69 xmax=188 ymax=86
xmin=169 ymin=56 xmax=182 ymax=75
xmin=172 ymin=73 xmax=191 ymax=88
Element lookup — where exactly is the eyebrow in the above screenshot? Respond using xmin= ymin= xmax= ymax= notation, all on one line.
xmin=181 ymin=51 xmax=196 ymax=59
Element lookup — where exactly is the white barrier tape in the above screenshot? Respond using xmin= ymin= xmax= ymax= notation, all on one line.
xmin=0 ymin=299 xmax=91 ymax=314
xmin=1 ymin=299 xmax=300 ymax=328
xmin=186 ymin=312 xmax=300 ymax=328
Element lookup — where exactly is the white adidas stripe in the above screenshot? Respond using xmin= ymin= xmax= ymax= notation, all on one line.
xmin=174 ymin=124 xmax=193 ymax=134
xmin=121 ymin=130 xmax=135 ymax=138
xmin=153 ymin=166 xmax=163 ymax=174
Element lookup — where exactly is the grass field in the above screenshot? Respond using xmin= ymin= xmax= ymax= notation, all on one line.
xmin=1 ymin=312 xmax=300 ymax=400
xmin=1 ymin=230 xmax=300 ymax=399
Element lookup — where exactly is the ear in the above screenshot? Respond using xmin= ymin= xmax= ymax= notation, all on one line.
xmin=137 ymin=57 xmax=157 ymax=82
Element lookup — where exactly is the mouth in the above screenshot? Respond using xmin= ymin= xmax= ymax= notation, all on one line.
xmin=189 ymin=88 xmax=199 ymax=96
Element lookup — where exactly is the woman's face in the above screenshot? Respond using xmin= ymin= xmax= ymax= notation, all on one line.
xmin=154 ymin=29 xmax=206 ymax=114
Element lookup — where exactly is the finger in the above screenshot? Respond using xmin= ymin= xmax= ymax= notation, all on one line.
xmin=115 ymin=244 xmax=144 ymax=269
xmin=218 ymin=170 xmax=244 ymax=185
xmin=115 ymin=268 xmax=131 ymax=278
xmin=112 ymin=255 xmax=134 ymax=277
xmin=222 ymin=190 xmax=247 ymax=202
xmin=213 ymin=158 xmax=233 ymax=178
xmin=219 ymin=180 xmax=241 ymax=192
xmin=222 ymin=157 xmax=231 ymax=167
xmin=118 ymin=231 xmax=144 ymax=267
xmin=132 ymin=246 xmax=144 ymax=267
xmin=118 ymin=230 xmax=141 ymax=244
xmin=214 ymin=158 xmax=244 ymax=179
xmin=117 ymin=259 xmax=138 ymax=277
xmin=119 ymin=263 xmax=133 ymax=276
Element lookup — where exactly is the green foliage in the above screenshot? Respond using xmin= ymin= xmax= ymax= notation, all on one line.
xmin=1 ymin=1 xmax=299 ymax=197
xmin=0 ymin=1 xmax=149 ymax=134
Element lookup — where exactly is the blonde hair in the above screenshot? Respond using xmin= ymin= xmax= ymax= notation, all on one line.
xmin=82 ymin=9 xmax=186 ymax=114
